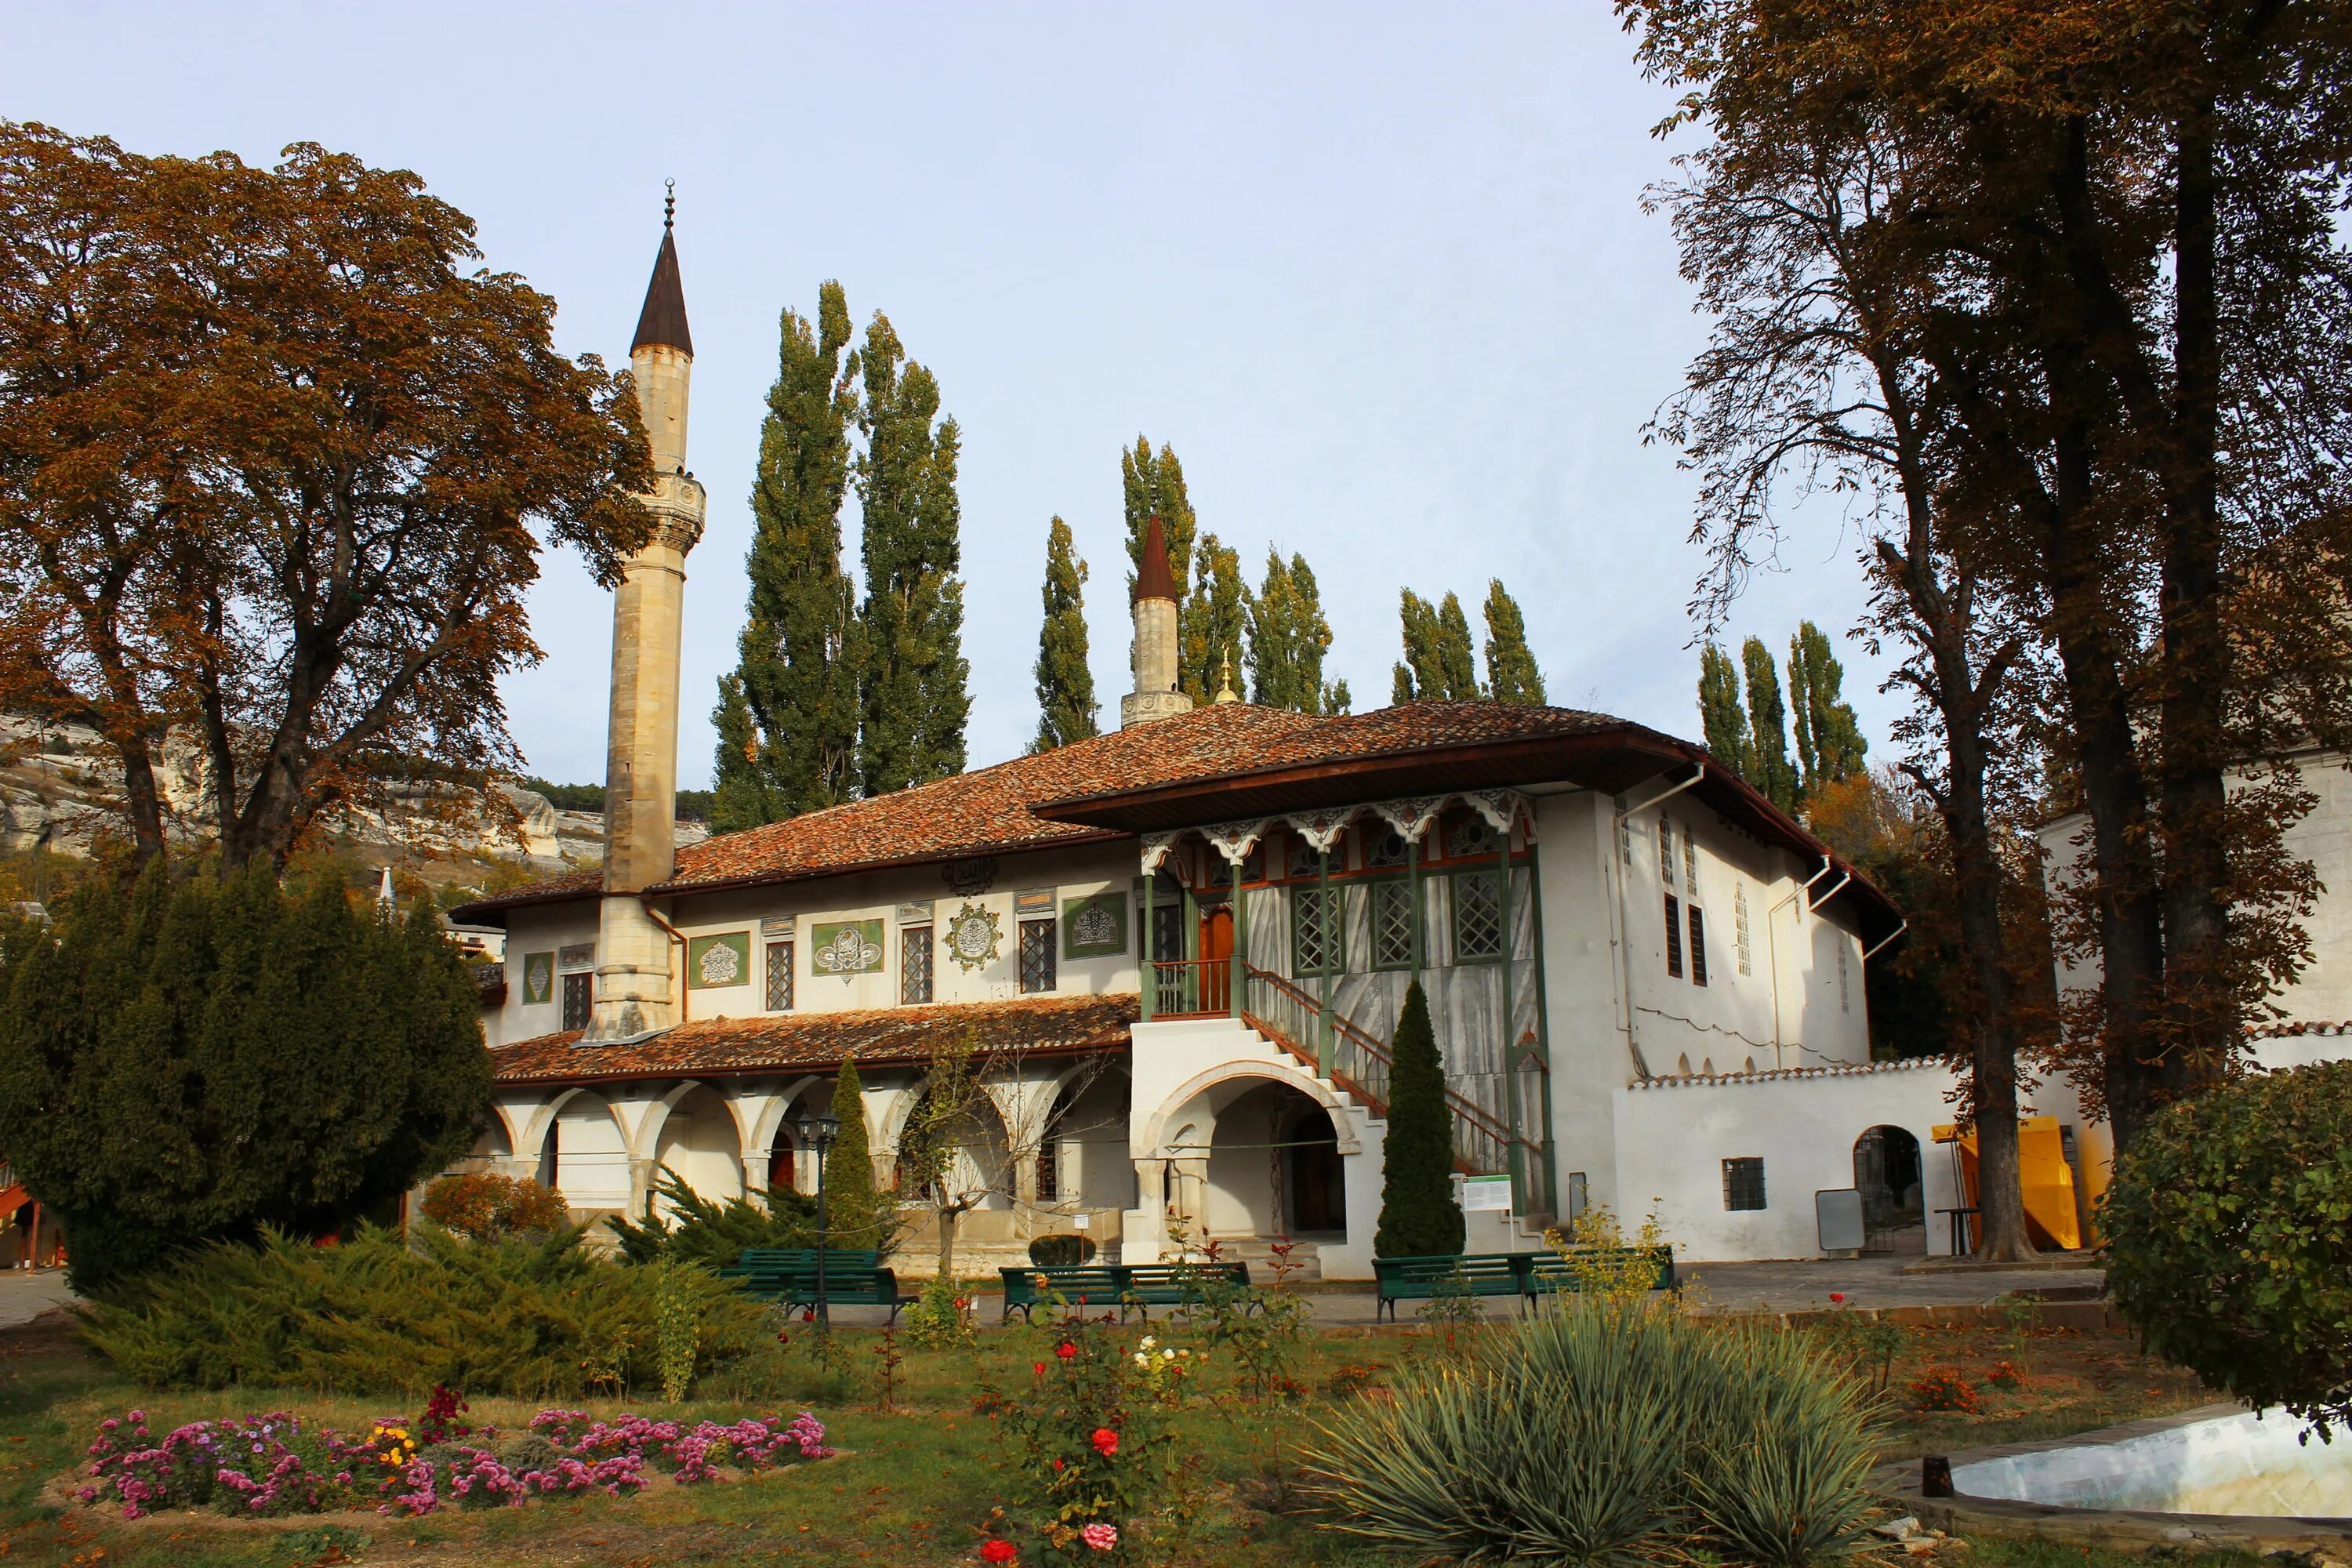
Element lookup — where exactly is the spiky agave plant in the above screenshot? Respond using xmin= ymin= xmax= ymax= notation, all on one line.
xmin=1303 ymin=1300 xmax=1880 ymax=1566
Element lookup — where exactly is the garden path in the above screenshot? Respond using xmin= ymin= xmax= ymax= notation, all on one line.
xmin=0 ymin=1270 xmax=74 ymax=1327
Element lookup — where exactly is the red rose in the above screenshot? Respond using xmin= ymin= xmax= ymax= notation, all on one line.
xmin=980 ymin=1541 xmax=1019 ymax=1564
xmin=1033 ymin=1362 xmax=1047 ymax=1376
xmin=1052 ymin=1458 xmax=1065 ymax=1471
xmin=1829 ymin=1293 xmax=1846 ymax=1305
xmin=1055 ymin=1342 xmax=1076 ymax=1360
xmin=1090 ymin=1427 xmax=1119 ymax=1457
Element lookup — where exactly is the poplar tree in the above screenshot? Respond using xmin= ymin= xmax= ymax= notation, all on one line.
xmin=1373 ymin=981 xmax=1465 ymax=1258
xmin=1121 ymin=437 xmax=1196 ymax=595
xmin=855 ymin=313 xmax=968 ymax=798
xmin=712 ymin=284 xmax=861 ymax=830
xmin=1697 ymin=644 xmax=1753 ymax=775
xmin=1180 ymin=534 xmax=1248 ymax=705
xmin=1247 ymin=549 xmax=1349 ymax=714
xmin=1033 ymin=516 xmax=1097 ymax=750
xmin=1740 ymin=636 xmax=1799 ymax=811
xmin=1392 ymin=590 xmax=1483 ymax=702
xmin=1787 ymin=621 xmax=1867 ymax=796
xmin=1480 ymin=579 xmax=1547 ymax=705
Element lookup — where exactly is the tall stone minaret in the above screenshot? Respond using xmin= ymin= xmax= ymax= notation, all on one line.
xmin=1120 ymin=514 xmax=1193 ymax=728
xmin=585 ymin=188 xmax=706 ymax=1044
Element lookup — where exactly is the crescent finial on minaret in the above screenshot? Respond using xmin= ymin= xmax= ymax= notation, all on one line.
xmin=664 ymin=178 xmax=675 ymax=232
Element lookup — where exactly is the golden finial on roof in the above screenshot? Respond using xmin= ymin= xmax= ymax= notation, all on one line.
xmin=1214 ymin=650 xmax=1239 ymax=705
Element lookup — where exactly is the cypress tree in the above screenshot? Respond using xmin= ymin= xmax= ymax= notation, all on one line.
xmin=1697 ymin=643 xmax=1753 ymax=775
xmin=0 ymin=863 xmax=488 ymax=1291
xmin=1179 ymin=534 xmax=1249 ymax=705
xmin=1373 ymin=980 xmax=1465 ymax=1258
xmin=712 ymin=284 xmax=862 ymax=829
xmin=1247 ymin=549 xmax=1348 ymax=714
xmin=1740 ymin=635 xmax=1800 ymax=812
xmin=821 ymin=1055 xmax=889 ymax=1253
xmin=1480 ymin=579 xmax=1546 ymax=704
xmin=1033 ymin=516 xmax=1098 ymax=750
xmin=1787 ymin=620 xmax=1867 ymax=797
xmin=855 ymin=312 xmax=968 ymax=797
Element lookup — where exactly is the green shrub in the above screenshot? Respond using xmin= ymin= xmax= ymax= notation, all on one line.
xmin=0 ymin=863 xmax=490 ymax=1292
xmin=608 ymin=1165 xmax=819 ymax=1267
xmin=78 ymin=1222 xmax=766 ymax=1398
xmin=1029 ymin=1233 xmax=1097 ymax=1266
xmin=2103 ymin=1059 xmax=2352 ymax=1435
xmin=1307 ymin=1301 xmax=1881 ymax=1568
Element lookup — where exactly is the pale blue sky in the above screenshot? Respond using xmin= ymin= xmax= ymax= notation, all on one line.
xmin=6 ymin=2 xmax=1896 ymax=789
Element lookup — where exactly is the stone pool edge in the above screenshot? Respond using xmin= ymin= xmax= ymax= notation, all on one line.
xmin=1872 ymin=1403 xmax=2352 ymax=1557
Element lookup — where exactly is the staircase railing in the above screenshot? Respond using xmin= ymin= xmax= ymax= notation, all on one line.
xmin=1240 ymin=964 xmax=1530 ymax=1178
xmin=1146 ymin=958 xmax=1231 ymax=1018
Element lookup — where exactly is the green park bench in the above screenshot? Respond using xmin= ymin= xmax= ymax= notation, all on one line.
xmin=1516 ymin=1245 xmax=1679 ymax=1305
xmin=721 ymin=1247 xmax=883 ymax=1274
xmin=1370 ymin=1254 xmax=1527 ymax=1322
xmin=725 ymin=1261 xmax=916 ymax=1323
xmin=996 ymin=1261 xmax=1256 ymax=1322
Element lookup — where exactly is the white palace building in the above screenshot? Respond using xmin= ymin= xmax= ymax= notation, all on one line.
xmin=447 ymin=213 xmax=2117 ymax=1276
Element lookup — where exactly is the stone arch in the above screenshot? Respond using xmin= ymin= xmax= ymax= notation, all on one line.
xmin=531 ymin=1088 xmax=633 ymax=1210
xmin=746 ymin=1074 xmax=831 ymax=1167
xmin=1134 ymin=1061 xmax=1359 ymax=1160
xmin=514 ymin=1086 xmax=626 ymax=1163
xmin=649 ymin=1083 xmax=746 ymax=1207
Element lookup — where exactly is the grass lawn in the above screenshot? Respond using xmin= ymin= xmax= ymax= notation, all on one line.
xmin=0 ymin=1298 xmax=2220 ymax=1568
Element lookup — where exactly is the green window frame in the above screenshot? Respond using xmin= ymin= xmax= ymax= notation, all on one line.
xmin=1370 ymin=877 xmax=1416 ymax=970
xmin=1290 ymin=885 xmax=1339 ymax=976
xmin=1449 ymin=868 xmax=1504 ymax=964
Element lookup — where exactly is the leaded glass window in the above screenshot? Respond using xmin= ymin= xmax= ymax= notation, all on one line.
xmin=1682 ymin=827 xmax=1698 ymax=892
xmin=1363 ymin=827 xmax=1410 ymax=869
xmin=1018 ymin=919 xmax=1057 ymax=993
xmin=1452 ymin=871 xmax=1502 ymax=963
xmin=1285 ymin=833 xmax=1323 ymax=880
xmin=561 ymin=971 xmax=593 ymax=1031
xmin=1733 ymin=885 xmax=1752 ymax=975
xmin=1446 ymin=815 xmax=1498 ymax=860
xmin=1291 ymin=887 xmax=1336 ymax=975
xmin=765 ymin=941 xmax=794 ymax=1011
xmin=902 ymin=926 xmax=934 ymax=1005
xmin=1658 ymin=814 xmax=1675 ymax=886
xmin=1372 ymin=880 xmax=1415 ymax=968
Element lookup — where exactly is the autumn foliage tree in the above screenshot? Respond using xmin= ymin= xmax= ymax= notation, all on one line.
xmin=0 ymin=123 xmax=656 ymax=869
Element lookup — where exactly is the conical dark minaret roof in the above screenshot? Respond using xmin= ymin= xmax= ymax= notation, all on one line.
xmin=630 ymin=188 xmax=692 ymax=356
xmin=1134 ymin=514 xmax=1178 ymax=604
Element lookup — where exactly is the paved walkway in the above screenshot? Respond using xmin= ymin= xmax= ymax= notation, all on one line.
xmin=0 ymin=1270 xmax=74 ymax=1328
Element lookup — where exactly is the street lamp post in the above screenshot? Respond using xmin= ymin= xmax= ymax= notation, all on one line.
xmin=796 ymin=1110 xmax=843 ymax=1323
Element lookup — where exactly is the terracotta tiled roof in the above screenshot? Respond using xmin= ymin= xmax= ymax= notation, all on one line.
xmin=452 ymin=702 xmax=1321 ymax=916
xmin=488 ymin=993 xmax=1138 ymax=1085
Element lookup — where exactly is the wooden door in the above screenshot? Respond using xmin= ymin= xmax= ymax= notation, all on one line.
xmin=1199 ymin=906 xmax=1234 ymax=1013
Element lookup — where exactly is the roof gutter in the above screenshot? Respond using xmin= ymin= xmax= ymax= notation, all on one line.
xmin=1862 ymin=920 xmax=1909 ymax=963
xmin=1768 ymin=855 xmax=1837 ymax=1062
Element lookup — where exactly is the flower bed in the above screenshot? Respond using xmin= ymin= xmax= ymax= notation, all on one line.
xmin=75 ymin=1398 xmax=833 ymax=1520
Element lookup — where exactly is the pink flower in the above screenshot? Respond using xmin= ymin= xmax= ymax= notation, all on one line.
xmin=1081 ymin=1522 xmax=1118 ymax=1551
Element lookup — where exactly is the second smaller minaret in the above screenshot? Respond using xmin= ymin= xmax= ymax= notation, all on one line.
xmin=1120 ymin=514 xmax=1193 ymax=728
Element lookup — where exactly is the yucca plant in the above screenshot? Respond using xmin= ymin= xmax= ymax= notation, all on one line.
xmin=1305 ymin=1300 xmax=1880 ymax=1566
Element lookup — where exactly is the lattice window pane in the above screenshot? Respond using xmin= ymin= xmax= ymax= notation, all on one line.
xmin=1734 ymin=885 xmax=1753 ymax=975
xmin=561 ymin=971 xmax=593 ymax=1031
xmin=1682 ymin=829 xmax=1698 ymax=893
xmin=1658 ymin=814 xmax=1675 ymax=886
xmin=1453 ymin=872 xmax=1502 ymax=962
xmin=1664 ymin=892 xmax=1683 ymax=978
xmin=902 ymin=926 xmax=934 ymax=1005
xmin=1291 ymin=887 xmax=1333 ymax=975
xmin=1019 ymin=920 xmax=1057 ymax=993
xmin=765 ymin=942 xmax=794 ymax=1011
xmin=1689 ymin=905 xmax=1709 ymax=987
xmin=1723 ymin=1156 xmax=1766 ymax=1211
xmin=1372 ymin=880 xmax=1415 ymax=967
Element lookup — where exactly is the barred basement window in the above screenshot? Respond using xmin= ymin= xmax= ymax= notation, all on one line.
xmin=1723 ymin=1156 xmax=1766 ymax=1211
xmin=1733 ymin=885 xmax=1753 ymax=976
xmin=1452 ymin=870 xmax=1502 ymax=963
xmin=902 ymin=926 xmax=935 ymax=1005
xmin=1664 ymin=893 xmax=1683 ymax=978
xmin=561 ymin=971 xmax=593 ymax=1031
xmin=1688 ymin=904 xmax=1709 ymax=987
xmin=765 ymin=941 xmax=795 ymax=1011
xmin=1291 ymin=887 xmax=1337 ymax=975
xmin=1019 ymin=919 xmax=1058 ymax=993
xmin=1371 ymin=880 xmax=1416 ymax=968
xmin=1658 ymin=814 xmax=1675 ymax=886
